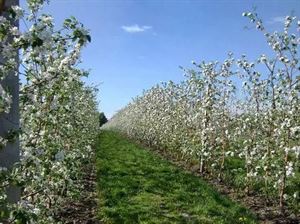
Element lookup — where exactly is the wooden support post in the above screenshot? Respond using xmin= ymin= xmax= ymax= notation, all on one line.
xmin=0 ymin=0 xmax=20 ymax=204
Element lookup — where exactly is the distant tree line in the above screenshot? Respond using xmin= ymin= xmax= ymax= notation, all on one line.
xmin=99 ymin=112 xmax=108 ymax=127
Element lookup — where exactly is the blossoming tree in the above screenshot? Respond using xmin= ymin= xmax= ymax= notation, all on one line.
xmin=0 ymin=0 xmax=99 ymax=222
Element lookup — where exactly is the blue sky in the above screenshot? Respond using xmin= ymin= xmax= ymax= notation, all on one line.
xmin=20 ymin=0 xmax=300 ymax=118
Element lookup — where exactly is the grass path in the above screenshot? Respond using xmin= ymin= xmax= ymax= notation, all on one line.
xmin=96 ymin=131 xmax=257 ymax=224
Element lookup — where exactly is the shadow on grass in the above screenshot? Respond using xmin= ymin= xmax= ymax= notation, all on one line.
xmin=96 ymin=131 xmax=257 ymax=224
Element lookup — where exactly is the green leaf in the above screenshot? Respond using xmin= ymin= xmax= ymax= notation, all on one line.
xmin=32 ymin=37 xmax=43 ymax=48
xmin=86 ymin=35 xmax=91 ymax=42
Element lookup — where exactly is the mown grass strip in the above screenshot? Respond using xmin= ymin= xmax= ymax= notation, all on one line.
xmin=96 ymin=131 xmax=257 ymax=224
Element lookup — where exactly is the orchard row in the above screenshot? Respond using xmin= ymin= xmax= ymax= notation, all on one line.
xmin=0 ymin=1 xmax=99 ymax=223
xmin=104 ymin=13 xmax=300 ymax=212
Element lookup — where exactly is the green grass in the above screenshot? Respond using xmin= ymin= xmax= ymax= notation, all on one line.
xmin=96 ymin=131 xmax=258 ymax=224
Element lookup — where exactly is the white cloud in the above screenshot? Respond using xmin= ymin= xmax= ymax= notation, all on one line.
xmin=267 ymin=16 xmax=285 ymax=24
xmin=121 ymin=24 xmax=152 ymax=33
